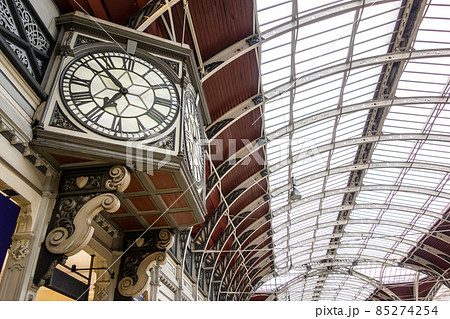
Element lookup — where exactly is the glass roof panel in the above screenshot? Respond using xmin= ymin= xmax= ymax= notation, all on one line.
xmin=256 ymin=0 xmax=450 ymax=301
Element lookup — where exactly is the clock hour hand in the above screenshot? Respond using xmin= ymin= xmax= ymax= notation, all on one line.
xmin=102 ymin=92 xmax=123 ymax=109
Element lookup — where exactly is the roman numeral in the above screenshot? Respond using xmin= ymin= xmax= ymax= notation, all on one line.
xmin=111 ymin=116 xmax=122 ymax=132
xmin=154 ymin=84 xmax=171 ymax=90
xmin=123 ymin=57 xmax=135 ymax=71
xmin=136 ymin=118 xmax=146 ymax=131
xmin=154 ymin=97 xmax=173 ymax=108
xmin=82 ymin=62 xmax=100 ymax=75
xmin=102 ymin=55 xmax=115 ymax=69
xmin=85 ymin=107 xmax=104 ymax=122
xmin=147 ymin=108 xmax=166 ymax=125
xmin=71 ymin=76 xmax=90 ymax=87
xmin=71 ymin=91 xmax=92 ymax=106
xmin=142 ymin=68 xmax=154 ymax=77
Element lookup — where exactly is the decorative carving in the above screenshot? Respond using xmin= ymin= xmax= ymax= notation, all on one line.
xmin=76 ymin=176 xmax=89 ymax=188
xmin=50 ymin=104 xmax=83 ymax=132
xmin=94 ymin=282 xmax=109 ymax=301
xmin=116 ymin=229 xmax=174 ymax=298
xmin=53 ymin=195 xmax=96 ymax=237
xmin=161 ymin=58 xmax=180 ymax=74
xmin=8 ymin=206 xmax=33 ymax=261
xmin=118 ymin=251 xmax=167 ymax=297
xmin=46 ymin=193 xmax=121 ymax=255
xmin=122 ymin=229 xmax=174 ymax=251
xmin=61 ymin=175 xmax=102 ymax=192
xmin=147 ymin=130 xmax=175 ymax=150
xmin=105 ymin=165 xmax=131 ymax=192
xmin=42 ymin=166 xmax=130 ymax=259
xmin=74 ymin=34 xmax=99 ymax=47
xmin=10 ymin=239 xmax=29 ymax=260
xmin=124 ymin=234 xmax=155 ymax=250
xmin=93 ymin=213 xmax=120 ymax=238
xmin=157 ymin=229 xmax=174 ymax=249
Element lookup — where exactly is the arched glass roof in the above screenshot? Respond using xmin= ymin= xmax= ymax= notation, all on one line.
xmin=255 ymin=0 xmax=450 ymax=301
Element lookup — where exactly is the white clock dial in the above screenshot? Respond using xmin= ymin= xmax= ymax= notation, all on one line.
xmin=59 ymin=50 xmax=179 ymax=140
xmin=183 ymin=86 xmax=204 ymax=185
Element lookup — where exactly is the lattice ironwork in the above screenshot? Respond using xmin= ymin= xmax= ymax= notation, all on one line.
xmin=0 ymin=0 xmax=53 ymax=87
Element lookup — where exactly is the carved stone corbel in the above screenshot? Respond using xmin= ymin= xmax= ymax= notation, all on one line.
xmin=157 ymin=229 xmax=174 ymax=250
xmin=45 ymin=165 xmax=130 ymax=256
xmin=118 ymin=251 xmax=167 ymax=297
xmin=116 ymin=229 xmax=174 ymax=298
xmin=105 ymin=165 xmax=131 ymax=192
xmin=45 ymin=193 xmax=120 ymax=255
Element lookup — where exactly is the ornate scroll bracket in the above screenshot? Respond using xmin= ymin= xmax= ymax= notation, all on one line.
xmin=45 ymin=193 xmax=120 ymax=255
xmin=157 ymin=229 xmax=174 ymax=250
xmin=106 ymin=165 xmax=131 ymax=192
xmin=117 ymin=251 xmax=167 ymax=297
xmin=45 ymin=165 xmax=130 ymax=256
xmin=117 ymin=229 xmax=174 ymax=298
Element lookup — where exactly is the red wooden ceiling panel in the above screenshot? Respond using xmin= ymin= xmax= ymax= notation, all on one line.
xmin=187 ymin=0 xmax=253 ymax=61
xmin=203 ymin=53 xmax=259 ymax=120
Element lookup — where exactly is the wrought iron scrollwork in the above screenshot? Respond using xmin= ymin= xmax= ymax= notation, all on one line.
xmin=0 ymin=0 xmax=53 ymax=84
xmin=126 ymin=0 xmax=164 ymax=29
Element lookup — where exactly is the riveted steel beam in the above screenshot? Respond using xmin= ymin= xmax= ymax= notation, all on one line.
xmin=206 ymin=136 xmax=266 ymax=197
xmin=202 ymin=34 xmax=262 ymax=82
xmin=266 ymin=97 xmax=449 ymax=143
xmin=193 ymin=169 xmax=268 ymax=252
xmin=127 ymin=0 xmax=180 ymax=31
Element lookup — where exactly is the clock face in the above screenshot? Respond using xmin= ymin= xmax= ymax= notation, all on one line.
xmin=59 ymin=50 xmax=179 ymax=140
xmin=184 ymin=87 xmax=204 ymax=185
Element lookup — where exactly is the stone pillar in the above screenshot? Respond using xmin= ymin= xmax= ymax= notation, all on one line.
xmin=105 ymin=250 xmax=122 ymax=301
xmin=175 ymin=263 xmax=182 ymax=301
xmin=148 ymin=263 xmax=160 ymax=301
xmin=0 ymin=206 xmax=34 ymax=301
xmin=93 ymin=258 xmax=110 ymax=301
xmin=93 ymin=281 xmax=110 ymax=301
xmin=0 ymin=173 xmax=58 ymax=301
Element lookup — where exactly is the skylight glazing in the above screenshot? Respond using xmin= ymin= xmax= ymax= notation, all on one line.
xmin=256 ymin=0 xmax=450 ymax=301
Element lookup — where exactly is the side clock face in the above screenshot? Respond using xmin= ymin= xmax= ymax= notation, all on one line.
xmin=184 ymin=88 xmax=204 ymax=185
xmin=60 ymin=50 xmax=179 ymax=140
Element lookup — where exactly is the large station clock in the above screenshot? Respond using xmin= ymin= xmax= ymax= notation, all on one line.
xmin=183 ymin=84 xmax=204 ymax=185
xmin=59 ymin=50 xmax=179 ymax=140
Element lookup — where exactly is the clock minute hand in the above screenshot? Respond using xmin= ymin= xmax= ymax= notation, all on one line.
xmin=103 ymin=68 xmax=125 ymax=90
xmin=93 ymin=57 xmax=125 ymax=90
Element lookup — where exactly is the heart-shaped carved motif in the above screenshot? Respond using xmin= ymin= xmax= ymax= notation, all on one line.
xmin=136 ymin=238 xmax=144 ymax=247
xmin=76 ymin=176 xmax=89 ymax=189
